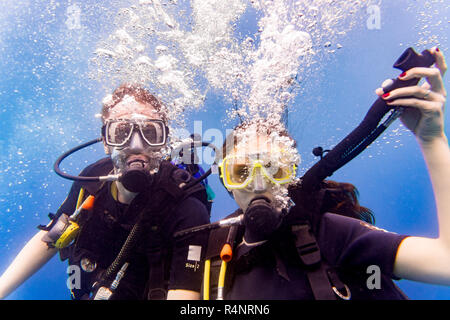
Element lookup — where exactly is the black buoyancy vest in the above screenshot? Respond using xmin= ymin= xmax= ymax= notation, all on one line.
xmin=205 ymin=192 xmax=407 ymax=300
xmin=61 ymin=159 xmax=208 ymax=300
xmin=205 ymin=209 xmax=349 ymax=300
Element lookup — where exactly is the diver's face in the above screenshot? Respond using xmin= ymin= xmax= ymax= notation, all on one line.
xmin=103 ymin=97 xmax=166 ymax=174
xmin=229 ymin=134 xmax=280 ymax=212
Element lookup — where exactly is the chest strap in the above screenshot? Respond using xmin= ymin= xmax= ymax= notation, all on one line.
xmin=292 ymin=224 xmax=350 ymax=300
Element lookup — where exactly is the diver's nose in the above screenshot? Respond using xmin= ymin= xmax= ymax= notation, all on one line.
xmin=252 ymin=170 xmax=267 ymax=193
xmin=128 ymin=131 xmax=145 ymax=151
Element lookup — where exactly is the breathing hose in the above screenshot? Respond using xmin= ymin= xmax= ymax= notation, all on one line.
xmin=173 ymin=47 xmax=437 ymax=238
xmin=301 ymin=47 xmax=435 ymax=191
xmin=53 ymin=138 xmax=107 ymax=182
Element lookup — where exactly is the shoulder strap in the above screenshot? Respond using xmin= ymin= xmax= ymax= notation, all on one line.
xmin=146 ymin=255 xmax=168 ymax=300
xmin=291 ymin=222 xmax=350 ymax=300
xmin=203 ymin=210 xmax=243 ymax=300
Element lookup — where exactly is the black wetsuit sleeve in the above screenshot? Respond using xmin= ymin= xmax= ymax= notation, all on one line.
xmin=318 ymin=212 xmax=409 ymax=278
xmin=167 ymin=197 xmax=210 ymax=292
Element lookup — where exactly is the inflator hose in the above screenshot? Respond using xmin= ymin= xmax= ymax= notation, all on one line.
xmin=301 ymin=48 xmax=435 ymax=191
xmin=103 ymin=219 xmax=142 ymax=281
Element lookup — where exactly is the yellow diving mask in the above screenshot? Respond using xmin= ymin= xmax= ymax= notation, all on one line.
xmin=219 ymin=152 xmax=297 ymax=190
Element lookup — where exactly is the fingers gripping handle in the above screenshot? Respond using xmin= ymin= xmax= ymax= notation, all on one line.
xmin=383 ymin=48 xmax=435 ymax=92
xmin=301 ymin=48 xmax=435 ymax=191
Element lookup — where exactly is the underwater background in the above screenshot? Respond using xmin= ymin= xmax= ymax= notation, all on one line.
xmin=0 ymin=0 xmax=449 ymax=300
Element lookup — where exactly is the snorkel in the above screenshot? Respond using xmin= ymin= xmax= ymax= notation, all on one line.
xmin=175 ymin=46 xmax=436 ymax=238
xmin=300 ymin=47 xmax=436 ymax=191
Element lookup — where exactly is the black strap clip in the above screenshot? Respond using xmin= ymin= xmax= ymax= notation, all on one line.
xmin=291 ymin=224 xmax=321 ymax=267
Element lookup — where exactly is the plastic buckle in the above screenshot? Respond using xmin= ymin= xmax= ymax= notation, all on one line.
xmin=291 ymin=224 xmax=321 ymax=267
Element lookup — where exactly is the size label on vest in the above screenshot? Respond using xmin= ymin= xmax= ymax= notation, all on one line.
xmin=187 ymin=245 xmax=202 ymax=261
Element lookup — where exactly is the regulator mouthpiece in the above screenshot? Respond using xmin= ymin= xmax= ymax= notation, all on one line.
xmin=244 ymin=196 xmax=284 ymax=242
xmin=119 ymin=160 xmax=153 ymax=193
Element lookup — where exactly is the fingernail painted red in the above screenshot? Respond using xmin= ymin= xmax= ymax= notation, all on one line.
xmin=382 ymin=93 xmax=390 ymax=98
xmin=399 ymin=72 xmax=407 ymax=78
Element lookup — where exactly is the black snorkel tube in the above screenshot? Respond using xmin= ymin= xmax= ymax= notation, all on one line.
xmin=300 ymin=47 xmax=435 ymax=192
xmin=174 ymin=47 xmax=436 ymax=238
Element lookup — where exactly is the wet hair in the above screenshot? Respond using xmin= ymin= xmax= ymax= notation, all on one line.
xmin=221 ymin=119 xmax=296 ymax=161
xmin=221 ymin=119 xmax=375 ymax=224
xmin=319 ymin=180 xmax=375 ymax=224
xmin=101 ymin=83 xmax=167 ymax=123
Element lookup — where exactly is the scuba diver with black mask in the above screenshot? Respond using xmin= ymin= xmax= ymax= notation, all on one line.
xmin=0 ymin=84 xmax=210 ymax=300
xmin=200 ymin=47 xmax=450 ymax=300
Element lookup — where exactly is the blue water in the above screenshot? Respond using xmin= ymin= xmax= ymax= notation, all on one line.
xmin=0 ymin=0 xmax=449 ymax=300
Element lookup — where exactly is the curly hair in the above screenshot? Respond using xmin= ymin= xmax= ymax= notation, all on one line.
xmin=101 ymin=83 xmax=167 ymax=123
xmin=221 ymin=119 xmax=296 ymax=161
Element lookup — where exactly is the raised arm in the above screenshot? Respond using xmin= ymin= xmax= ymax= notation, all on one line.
xmin=0 ymin=229 xmax=57 ymax=299
xmin=377 ymin=47 xmax=450 ymax=285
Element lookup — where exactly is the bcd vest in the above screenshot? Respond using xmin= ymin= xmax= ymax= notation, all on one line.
xmin=57 ymin=159 xmax=208 ymax=300
xmin=204 ymin=189 xmax=408 ymax=300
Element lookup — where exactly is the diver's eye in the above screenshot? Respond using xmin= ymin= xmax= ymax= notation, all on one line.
xmin=108 ymin=122 xmax=133 ymax=145
xmin=116 ymin=123 xmax=132 ymax=139
xmin=140 ymin=123 xmax=157 ymax=142
xmin=263 ymin=161 xmax=280 ymax=176
xmin=232 ymin=164 xmax=250 ymax=183
xmin=272 ymin=167 xmax=285 ymax=179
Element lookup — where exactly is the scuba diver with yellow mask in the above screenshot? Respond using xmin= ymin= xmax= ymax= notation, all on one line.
xmin=0 ymin=84 xmax=211 ymax=300
xmin=196 ymin=47 xmax=450 ymax=300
